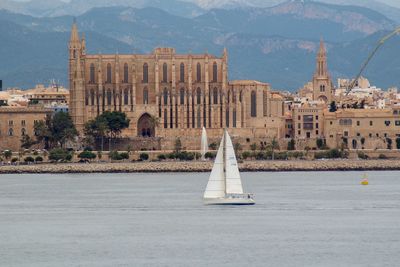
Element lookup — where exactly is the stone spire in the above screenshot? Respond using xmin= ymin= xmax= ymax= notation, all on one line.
xmin=70 ymin=19 xmax=80 ymax=43
xmin=315 ymin=38 xmax=328 ymax=77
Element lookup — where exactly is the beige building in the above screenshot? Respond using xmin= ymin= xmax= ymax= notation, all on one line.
xmin=0 ymin=107 xmax=52 ymax=151
xmin=69 ymin=22 xmax=286 ymax=149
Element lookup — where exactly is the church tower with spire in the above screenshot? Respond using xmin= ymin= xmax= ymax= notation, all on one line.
xmin=312 ymin=38 xmax=333 ymax=103
xmin=69 ymin=20 xmax=86 ymax=131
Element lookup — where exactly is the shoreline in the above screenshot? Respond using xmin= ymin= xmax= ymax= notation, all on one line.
xmin=1 ymin=160 xmax=400 ymax=174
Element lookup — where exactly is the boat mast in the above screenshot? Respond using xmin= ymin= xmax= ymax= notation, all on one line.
xmin=223 ymin=129 xmax=227 ymax=196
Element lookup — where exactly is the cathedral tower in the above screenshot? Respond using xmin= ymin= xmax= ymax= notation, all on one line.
xmin=312 ymin=39 xmax=333 ymax=103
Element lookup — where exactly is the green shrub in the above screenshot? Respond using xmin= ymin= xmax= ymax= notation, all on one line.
xmin=24 ymin=156 xmax=35 ymax=163
xmin=139 ymin=153 xmax=149 ymax=161
xmin=35 ymin=156 xmax=43 ymax=162
xmin=110 ymin=151 xmax=123 ymax=161
xmin=288 ymin=151 xmax=304 ymax=159
xmin=378 ymin=154 xmax=388 ymax=159
xmin=3 ymin=150 xmax=12 ymax=159
xmin=287 ymin=139 xmax=295 ymax=151
xmin=250 ymin=143 xmax=257 ymax=151
xmin=242 ymin=151 xmax=251 ymax=160
xmin=209 ymin=142 xmax=217 ymax=150
xmin=157 ymin=154 xmax=167 ymax=160
xmin=357 ymin=151 xmax=369 ymax=160
xmin=11 ymin=158 xmax=18 ymax=163
xmin=315 ymin=149 xmax=345 ymax=159
xmin=49 ymin=148 xmax=71 ymax=161
xmin=120 ymin=152 xmax=129 ymax=160
xmin=274 ymin=152 xmax=288 ymax=160
xmin=205 ymin=152 xmax=216 ymax=159
xmin=78 ymin=151 xmax=96 ymax=160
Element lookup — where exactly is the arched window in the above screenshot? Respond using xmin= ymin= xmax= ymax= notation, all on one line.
xmin=180 ymin=88 xmax=185 ymax=105
xmin=163 ymin=88 xmax=168 ymax=105
xmin=164 ymin=109 xmax=168 ymax=128
xmin=196 ymin=88 xmax=201 ymax=105
xmin=90 ymin=63 xmax=95 ymax=83
xmin=123 ymin=63 xmax=129 ymax=83
xmin=251 ymin=91 xmax=257 ymax=117
xmin=8 ymin=128 xmax=13 ymax=136
xmin=143 ymin=63 xmax=148 ymax=83
xmin=85 ymin=91 xmax=89 ymax=106
xmin=163 ymin=63 xmax=168 ymax=83
xmin=227 ymin=90 xmax=231 ymax=104
xmin=124 ymin=89 xmax=129 ymax=105
xmin=180 ymin=63 xmax=185 ymax=82
xmin=239 ymin=91 xmax=243 ymax=102
xmin=197 ymin=63 xmax=201 ymax=82
xmin=226 ymin=108 xmax=230 ymax=128
xmin=143 ymin=88 xmax=149 ymax=104
xmin=106 ymin=63 xmax=112 ymax=83
xmin=90 ymin=89 xmax=95 ymax=105
xmin=233 ymin=108 xmax=237 ymax=128
xmin=320 ymin=85 xmax=325 ymax=92
xmin=107 ymin=89 xmax=112 ymax=105
xmin=213 ymin=62 xmax=217 ymax=82
xmin=213 ymin=88 xmax=218 ymax=104
xmin=21 ymin=128 xmax=26 ymax=136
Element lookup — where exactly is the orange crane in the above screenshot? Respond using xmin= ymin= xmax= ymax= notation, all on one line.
xmin=345 ymin=26 xmax=400 ymax=95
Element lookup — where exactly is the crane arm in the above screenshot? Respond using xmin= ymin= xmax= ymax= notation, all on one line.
xmin=345 ymin=27 xmax=400 ymax=95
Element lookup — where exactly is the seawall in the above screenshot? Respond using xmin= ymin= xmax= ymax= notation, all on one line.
xmin=1 ymin=160 xmax=400 ymax=174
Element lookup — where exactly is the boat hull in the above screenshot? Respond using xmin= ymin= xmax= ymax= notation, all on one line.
xmin=204 ymin=197 xmax=255 ymax=205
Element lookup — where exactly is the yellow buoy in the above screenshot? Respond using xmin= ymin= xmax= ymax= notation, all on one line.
xmin=361 ymin=173 xmax=369 ymax=185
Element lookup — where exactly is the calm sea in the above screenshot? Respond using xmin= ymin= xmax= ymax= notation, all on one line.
xmin=0 ymin=171 xmax=399 ymax=267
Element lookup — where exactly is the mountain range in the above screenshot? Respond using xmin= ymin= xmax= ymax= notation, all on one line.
xmin=0 ymin=0 xmax=399 ymax=91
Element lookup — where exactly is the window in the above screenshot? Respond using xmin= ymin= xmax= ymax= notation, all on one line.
xmin=180 ymin=88 xmax=185 ymax=105
xmin=8 ymin=120 xmax=13 ymax=126
xmin=357 ymin=133 xmax=361 ymax=137
xmin=303 ymin=115 xmax=314 ymax=130
xmin=385 ymin=120 xmax=391 ymax=126
xmin=233 ymin=108 xmax=237 ymax=128
xmin=8 ymin=128 xmax=13 ymax=136
xmin=369 ymin=133 xmax=372 ymax=138
xmin=251 ymin=91 xmax=257 ymax=117
xmin=370 ymin=121 xmax=373 ymax=126
xmin=21 ymin=120 xmax=26 ymax=126
xmin=163 ymin=88 xmax=168 ymax=105
xmin=316 ymin=116 xmax=319 ymax=120
xmin=344 ymin=131 xmax=349 ymax=137
xmin=298 ymin=123 xmax=301 ymax=129
xmin=164 ymin=109 xmax=168 ymax=128
xmin=306 ymin=132 xmax=311 ymax=138
xmin=107 ymin=89 xmax=112 ymax=105
xmin=21 ymin=128 xmax=26 ymax=136
xmin=213 ymin=62 xmax=217 ymax=82
xmin=196 ymin=88 xmax=201 ymax=105
xmin=396 ymin=120 xmax=400 ymax=126
xmin=316 ymin=130 xmax=319 ymax=135
xmin=339 ymin=119 xmax=352 ymax=126
xmin=213 ymin=88 xmax=218 ymax=104
xmin=316 ymin=123 xmax=319 ymax=129
xmin=330 ymin=121 xmax=333 ymax=125
xmin=357 ymin=121 xmax=360 ymax=126
xmin=226 ymin=108 xmax=230 ymax=128
xmin=90 ymin=89 xmax=95 ymax=105
xmin=90 ymin=63 xmax=95 ymax=83
xmin=180 ymin=63 xmax=185 ymax=82
xmin=123 ymin=63 xmax=129 ymax=83
xmin=106 ymin=63 xmax=112 ymax=83
xmin=196 ymin=63 xmax=201 ymax=82
xmin=320 ymin=85 xmax=325 ymax=92
xmin=143 ymin=88 xmax=148 ymax=105
xmin=163 ymin=63 xmax=168 ymax=83
xmin=124 ymin=89 xmax=129 ymax=105
xmin=143 ymin=63 xmax=148 ymax=83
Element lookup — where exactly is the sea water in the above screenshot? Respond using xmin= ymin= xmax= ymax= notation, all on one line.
xmin=0 ymin=171 xmax=399 ymax=267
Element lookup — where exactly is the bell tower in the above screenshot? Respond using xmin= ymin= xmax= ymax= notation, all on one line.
xmin=312 ymin=38 xmax=333 ymax=103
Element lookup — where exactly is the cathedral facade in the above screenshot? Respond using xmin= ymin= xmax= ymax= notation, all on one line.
xmin=69 ymin=22 xmax=286 ymax=149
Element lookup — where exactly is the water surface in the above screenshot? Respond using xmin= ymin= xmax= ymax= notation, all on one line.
xmin=1 ymin=171 xmax=399 ymax=267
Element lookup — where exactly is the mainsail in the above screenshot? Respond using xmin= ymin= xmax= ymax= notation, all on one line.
xmin=224 ymin=131 xmax=244 ymax=194
xmin=200 ymin=127 xmax=208 ymax=160
xmin=203 ymin=133 xmax=225 ymax=199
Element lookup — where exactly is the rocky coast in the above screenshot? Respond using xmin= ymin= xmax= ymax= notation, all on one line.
xmin=1 ymin=160 xmax=400 ymax=174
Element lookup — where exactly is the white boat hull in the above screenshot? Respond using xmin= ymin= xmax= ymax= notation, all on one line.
xmin=204 ymin=196 xmax=255 ymax=205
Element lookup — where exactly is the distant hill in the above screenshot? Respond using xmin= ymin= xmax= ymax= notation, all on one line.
xmin=0 ymin=1 xmax=399 ymax=90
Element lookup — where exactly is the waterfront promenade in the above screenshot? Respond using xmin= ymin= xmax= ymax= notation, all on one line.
xmin=1 ymin=159 xmax=400 ymax=174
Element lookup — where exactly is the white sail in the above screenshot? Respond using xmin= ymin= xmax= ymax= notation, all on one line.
xmin=203 ymin=133 xmax=225 ymax=199
xmin=224 ymin=131 xmax=244 ymax=194
xmin=200 ymin=127 xmax=208 ymax=160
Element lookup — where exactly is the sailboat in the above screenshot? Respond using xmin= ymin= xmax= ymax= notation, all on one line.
xmin=200 ymin=127 xmax=208 ymax=161
xmin=203 ymin=130 xmax=255 ymax=205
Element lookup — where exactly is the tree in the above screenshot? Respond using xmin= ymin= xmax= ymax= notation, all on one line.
xmin=20 ymin=135 xmax=36 ymax=150
xmin=287 ymin=139 xmax=295 ymax=151
xmin=84 ymin=117 xmax=109 ymax=150
xmin=268 ymin=137 xmax=280 ymax=160
xmin=3 ymin=150 xmax=12 ymax=160
xmin=98 ymin=111 xmax=130 ymax=139
xmin=329 ymin=101 xmax=338 ymax=112
xmin=250 ymin=143 xmax=257 ymax=151
xmin=49 ymin=148 xmax=71 ymax=162
xmin=50 ymin=112 xmax=78 ymax=148
xmin=386 ymin=138 xmax=393 ymax=150
xmin=174 ymin=138 xmax=182 ymax=153
xmin=34 ymin=120 xmax=51 ymax=149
